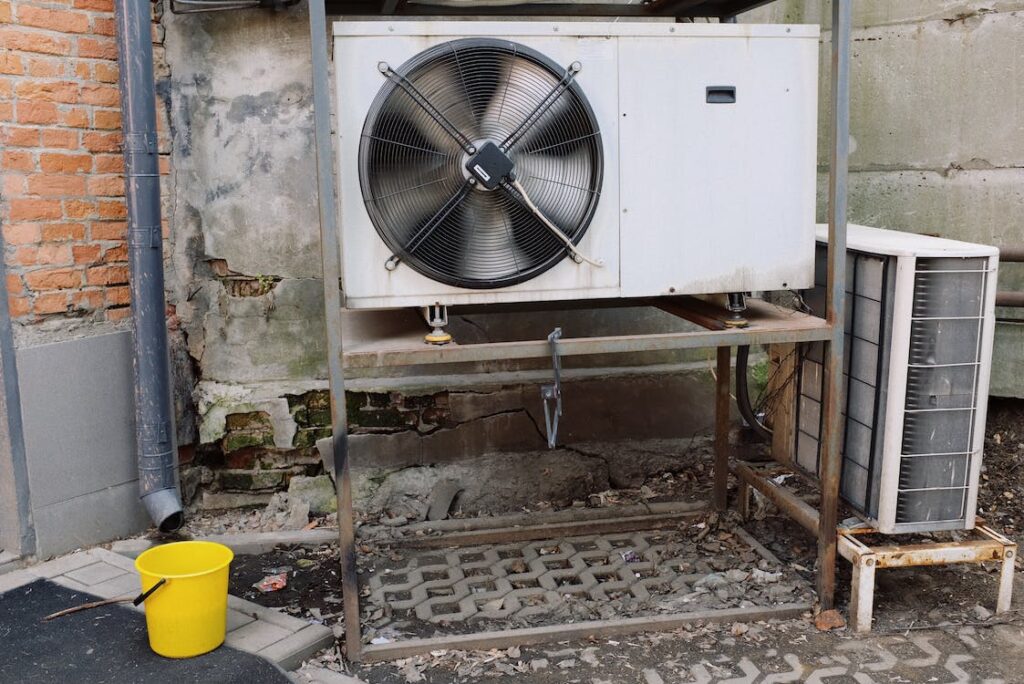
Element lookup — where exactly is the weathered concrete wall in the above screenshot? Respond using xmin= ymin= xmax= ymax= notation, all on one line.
xmin=744 ymin=1 xmax=1024 ymax=396
xmin=160 ymin=5 xmax=717 ymax=505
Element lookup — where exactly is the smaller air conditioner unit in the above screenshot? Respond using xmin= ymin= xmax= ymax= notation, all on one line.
xmin=795 ymin=225 xmax=998 ymax=534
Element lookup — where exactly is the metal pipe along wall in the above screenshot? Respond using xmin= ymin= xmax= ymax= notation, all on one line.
xmin=114 ymin=0 xmax=183 ymax=532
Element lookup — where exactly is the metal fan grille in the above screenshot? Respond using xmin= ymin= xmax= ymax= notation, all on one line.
xmin=359 ymin=38 xmax=603 ymax=289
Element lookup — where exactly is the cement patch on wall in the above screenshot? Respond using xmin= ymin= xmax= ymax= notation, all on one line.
xmin=16 ymin=331 xmax=151 ymax=557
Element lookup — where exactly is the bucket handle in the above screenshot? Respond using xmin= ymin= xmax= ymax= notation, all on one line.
xmin=132 ymin=578 xmax=167 ymax=607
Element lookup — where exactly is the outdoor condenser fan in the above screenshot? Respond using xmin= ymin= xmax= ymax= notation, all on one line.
xmin=359 ymin=38 xmax=604 ymax=289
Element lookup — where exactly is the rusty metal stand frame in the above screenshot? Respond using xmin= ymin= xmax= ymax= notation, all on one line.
xmin=309 ymin=0 xmax=852 ymax=662
xmin=838 ymin=524 xmax=1017 ymax=633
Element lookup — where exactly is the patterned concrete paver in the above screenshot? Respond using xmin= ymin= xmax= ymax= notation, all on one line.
xmin=0 ymin=547 xmax=333 ymax=671
xmin=351 ymin=621 xmax=1023 ymax=683
xmin=627 ymin=633 xmax=1013 ymax=684
xmin=367 ymin=530 xmax=812 ymax=625
xmin=292 ymin=664 xmax=368 ymax=684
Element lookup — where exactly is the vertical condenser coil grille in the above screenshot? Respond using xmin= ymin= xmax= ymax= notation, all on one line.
xmin=898 ymin=257 xmax=988 ymax=525
xmin=796 ymin=248 xmax=894 ymax=520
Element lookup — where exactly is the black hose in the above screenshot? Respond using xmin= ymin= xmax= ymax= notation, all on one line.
xmin=735 ymin=346 xmax=772 ymax=442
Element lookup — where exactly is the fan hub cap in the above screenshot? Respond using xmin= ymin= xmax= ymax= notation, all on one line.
xmin=464 ymin=141 xmax=514 ymax=191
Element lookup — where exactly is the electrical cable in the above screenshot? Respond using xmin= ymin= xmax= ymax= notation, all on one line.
xmin=736 ymin=345 xmax=773 ymax=442
xmin=509 ymin=178 xmax=604 ymax=268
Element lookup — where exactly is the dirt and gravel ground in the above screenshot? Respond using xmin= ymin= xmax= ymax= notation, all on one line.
xmin=977 ymin=398 xmax=1024 ymax=545
xmin=217 ymin=398 xmax=1024 ymax=683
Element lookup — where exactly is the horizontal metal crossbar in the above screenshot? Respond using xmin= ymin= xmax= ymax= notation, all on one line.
xmin=342 ymin=298 xmax=831 ymax=370
xmin=838 ymin=526 xmax=1014 ymax=569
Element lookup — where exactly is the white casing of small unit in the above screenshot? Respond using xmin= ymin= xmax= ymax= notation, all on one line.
xmin=798 ymin=225 xmax=999 ymax=534
xmin=334 ymin=21 xmax=820 ymax=309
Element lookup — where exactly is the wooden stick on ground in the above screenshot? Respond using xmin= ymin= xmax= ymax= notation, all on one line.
xmin=42 ymin=595 xmax=133 ymax=622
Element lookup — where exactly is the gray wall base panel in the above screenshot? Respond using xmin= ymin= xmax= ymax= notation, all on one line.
xmin=16 ymin=331 xmax=151 ymax=557
xmin=32 ymin=481 xmax=151 ymax=559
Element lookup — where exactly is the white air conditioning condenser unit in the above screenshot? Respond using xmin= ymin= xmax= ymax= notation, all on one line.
xmin=796 ymin=225 xmax=999 ymax=533
xmin=333 ymin=21 xmax=820 ymax=309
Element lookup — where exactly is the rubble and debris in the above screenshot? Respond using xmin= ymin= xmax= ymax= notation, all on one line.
xmin=289 ymin=475 xmax=338 ymax=515
xmin=814 ymin=609 xmax=846 ymax=632
xmin=426 ymin=479 xmax=464 ymax=521
xmin=254 ymin=572 xmax=288 ymax=593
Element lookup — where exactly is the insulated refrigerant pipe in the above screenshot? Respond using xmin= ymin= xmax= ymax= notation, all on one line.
xmin=114 ymin=0 xmax=184 ymax=532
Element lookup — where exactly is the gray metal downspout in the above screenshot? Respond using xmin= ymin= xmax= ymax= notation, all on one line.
xmin=114 ymin=0 xmax=183 ymax=532
xmin=0 ymin=233 xmax=35 ymax=557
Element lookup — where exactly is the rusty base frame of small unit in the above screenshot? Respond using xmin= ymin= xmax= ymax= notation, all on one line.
xmin=733 ymin=459 xmax=1018 ymax=634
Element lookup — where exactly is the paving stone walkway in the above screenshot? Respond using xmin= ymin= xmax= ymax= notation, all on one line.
xmin=0 ymin=547 xmax=333 ymax=673
xmin=347 ymin=620 xmax=1024 ymax=683
xmin=629 ymin=632 xmax=1012 ymax=684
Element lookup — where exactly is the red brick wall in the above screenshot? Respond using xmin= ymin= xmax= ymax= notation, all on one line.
xmin=0 ymin=0 xmax=169 ymax=324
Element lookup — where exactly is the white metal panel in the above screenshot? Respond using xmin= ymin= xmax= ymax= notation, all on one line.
xmin=875 ymin=254 xmax=915 ymax=533
xmin=962 ymin=253 xmax=999 ymax=531
xmin=816 ymin=224 xmax=1000 ymax=259
xmin=335 ymin=30 xmax=621 ymax=308
xmin=618 ymin=34 xmax=818 ymax=296
xmin=333 ymin=21 xmax=819 ymax=39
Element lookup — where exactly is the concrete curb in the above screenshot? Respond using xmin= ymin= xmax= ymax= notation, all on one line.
xmin=0 ymin=552 xmax=25 ymax=576
xmin=291 ymin=665 xmax=369 ymax=684
xmin=109 ymin=529 xmax=339 ymax=558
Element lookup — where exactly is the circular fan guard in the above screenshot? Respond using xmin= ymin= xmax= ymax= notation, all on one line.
xmin=359 ymin=38 xmax=603 ymax=289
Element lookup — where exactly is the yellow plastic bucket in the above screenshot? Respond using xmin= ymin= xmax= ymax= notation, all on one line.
xmin=134 ymin=540 xmax=235 ymax=658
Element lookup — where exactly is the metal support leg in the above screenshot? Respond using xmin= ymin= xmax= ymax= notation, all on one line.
xmin=309 ymin=0 xmax=362 ymax=661
xmin=818 ymin=0 xmax=851 ymax=612
xmin=714 ymin=347 xmax=731 ymax=512
xmin=737 ymin=480 xmax=750 ymax=520
xmin=997 ymin=546 xmax=1016 ymax=614
xmin=849 ymin=556 xmax=876 ymax=633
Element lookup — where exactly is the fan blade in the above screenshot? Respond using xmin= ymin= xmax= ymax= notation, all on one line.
xmin=487 ymin=197 xmax=530 ymax=277
xmin=384 ymin=95 xmax=464 ymax=156
xmin=495 ymin=185 xmax=566 ymax=265
xmin=477 ymin=51 xmax=520 ymax=139
xmin=510 ymin=91 xmax=575 ymax=153
xmin=367 ymin=160 xmax=463 ymax=245
xmin=512 ymin=148 xmax=596 ymax=235
xmin=404 ymin=181 xmax=473 ymax=254
xmin=415 ymin=57 xmax=481 ymax=142
xmin=367 ymin=154 xmax=456 ymax=203
xmin=452 ymin=194 xmax=506 ymax=280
